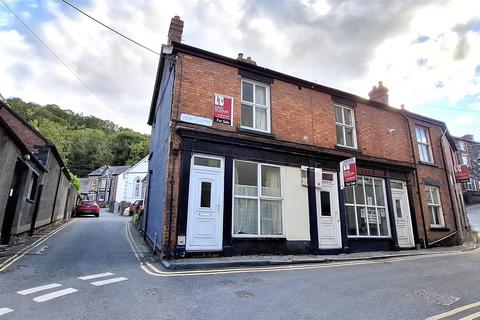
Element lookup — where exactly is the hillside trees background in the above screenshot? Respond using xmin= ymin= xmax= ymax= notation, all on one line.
xmin=7 ymin=98 xmax=150 ymax=177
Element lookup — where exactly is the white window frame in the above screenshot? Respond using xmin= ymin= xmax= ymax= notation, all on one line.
xmin=134 ymin=177 xmax=141 ymax=198
xmin=459 ymin=141 xmax=467 ymax=151
xmin=232 ymin=160 xmax=285 ymax=238
xmin=415 ymin=126 xmax=434 ymax=163
xmin=425 ymin=186 xmax=444 ymax=227
xmin=240 ymin=79 xmax=271 ymax=133
xmin=461 ymin=154 xmax=470 ymax=166
xmin=345 ymin=176 xmax=391 ymax=238
xmin=335 ymin=104 xmax=357 ymax=149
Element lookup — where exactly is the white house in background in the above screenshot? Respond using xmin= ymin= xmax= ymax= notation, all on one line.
xmin=111 ymin=156 xmax=149 ymax=213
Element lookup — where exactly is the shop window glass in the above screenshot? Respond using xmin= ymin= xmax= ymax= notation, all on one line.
xmin=344 ymin=176 xmax=390 ymax=237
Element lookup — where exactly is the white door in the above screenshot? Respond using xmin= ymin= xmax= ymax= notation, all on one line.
xmin=186 ymin=155 xmax=224 ymax=251
xmin=316 ymin=171 xmax=342 ymax=249
xmin=391 ymin=181 xmax=415 ymax=248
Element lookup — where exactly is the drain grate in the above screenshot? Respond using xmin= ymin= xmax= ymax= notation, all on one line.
xmin=235 ymin=291 xmax=254 ymax=298
xmin=408 ymin=289 xmax=460 ymax=306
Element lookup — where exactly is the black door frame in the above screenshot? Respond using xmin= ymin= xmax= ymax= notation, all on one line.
xmin=1 ymin=160 xmax=28 ymax=244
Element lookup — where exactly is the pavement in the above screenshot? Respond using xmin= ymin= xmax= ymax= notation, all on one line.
xmin=2 ymin=209 xmax=480 ymax=319
xmin=467 ymin=203 xmax=480 ymax=231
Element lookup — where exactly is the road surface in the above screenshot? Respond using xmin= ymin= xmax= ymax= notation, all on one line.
xmin=1 ymin=210 xmax=480 ymax=320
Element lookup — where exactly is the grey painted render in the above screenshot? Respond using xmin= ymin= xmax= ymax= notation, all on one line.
xmin=144 ymin=54 xmax=176 ymax=250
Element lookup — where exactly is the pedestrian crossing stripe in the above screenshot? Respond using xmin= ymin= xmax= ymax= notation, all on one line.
xmin=426 ymin=301 xmax=480 ymax=320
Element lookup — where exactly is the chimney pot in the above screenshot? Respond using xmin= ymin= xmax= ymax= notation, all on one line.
xmin=167 ymin=15 xmax=184 ymax=44
xmin=237 ymin=53 xmax=244 ymax=60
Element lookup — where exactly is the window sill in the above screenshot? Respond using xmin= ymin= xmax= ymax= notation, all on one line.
xmin=236 ymin=127 xmax=276 ymax=139
xmin=347 ymin=236 xmax=392 ymax=239
xmin=335 ymin=145 xmax=362 ymax=153
xmin=429 ymin=226 xmax=449 ymax=231
xmin=419 ymin=161 xmax=438 ymax=168
xmin=232 ymin=236 xmax=286 ymax=240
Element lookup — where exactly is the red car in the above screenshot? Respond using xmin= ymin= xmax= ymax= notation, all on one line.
xmin=75 ymin=200 xmax=100 ymax=217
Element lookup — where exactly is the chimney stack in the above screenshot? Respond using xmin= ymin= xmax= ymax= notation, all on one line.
xmin=168 ymin=15 xmax=184 ymax=44
xmin=237 ymin=52 xmax=257 ymax=65
xmin=368 ymin=81 xmax=389 ymax=105
xmin=462 ymin=134 xmax=474 ymax=141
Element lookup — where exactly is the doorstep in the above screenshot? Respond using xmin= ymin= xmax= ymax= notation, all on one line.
xmin=161 ymin=244 xmax=475 ymax=271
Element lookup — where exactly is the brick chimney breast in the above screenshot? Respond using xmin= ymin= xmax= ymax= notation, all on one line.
xmin=168 ymin=15 xmax=184 ymax=44
xmin=368 ymin=81 xmax=389 ymax=105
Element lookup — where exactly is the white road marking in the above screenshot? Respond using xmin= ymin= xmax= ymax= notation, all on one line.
xmin=459 ymin=311 xmax=480 ymax=320
xmin=33 ymin=288 xmax=78 ymax=302
xmin=17 ymin=283 xmax=62 ymax=295
xmin=91 ymin=277 xmax=128 ymax=286
xmin=78 ymin=272 xmax=114 ymax=280
xmin=426 ymin=301 xmax=480 ymax=320
xmin=0 ymin=220 xmax=76 ymax=272
xmin=0 ymin=308 xmax=14 ymax=316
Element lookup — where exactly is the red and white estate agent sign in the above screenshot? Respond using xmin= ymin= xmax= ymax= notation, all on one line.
xmin=213 ymin=94 xmax=233 ymax=125
xmin=454 ymin=164 xmax=469 ymax=182
xmin=340 ymin=157 xmax=357 ymax=190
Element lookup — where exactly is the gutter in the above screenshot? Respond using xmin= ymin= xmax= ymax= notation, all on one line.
xmin=439 ymin=128 xmax=461 ymax=241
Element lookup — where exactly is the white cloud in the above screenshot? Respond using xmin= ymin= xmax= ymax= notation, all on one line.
xmin=0 ymin=0 xmax=479 ymax=137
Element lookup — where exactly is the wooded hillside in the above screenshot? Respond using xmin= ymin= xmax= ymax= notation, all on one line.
xmin=7 ymin=98 xmax=150 ymax=177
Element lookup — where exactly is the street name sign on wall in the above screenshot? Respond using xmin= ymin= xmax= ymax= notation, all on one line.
xmin=340 ymin=157 xmax=357 ymax=190
xmin=213 ymin=94 xmax=233 ymax=125
xmin=454 ymin=164 xmax=469 ymax=182
xmin=180 ymin=113 xmax=213 ymax=127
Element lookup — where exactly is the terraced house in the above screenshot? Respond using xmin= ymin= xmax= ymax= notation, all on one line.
xmin=144 ymin=16 xmax=467 ymax=258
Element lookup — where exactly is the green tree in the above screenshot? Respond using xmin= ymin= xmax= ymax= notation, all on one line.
xmin=71 ymin=174 xmax=81 ymax=191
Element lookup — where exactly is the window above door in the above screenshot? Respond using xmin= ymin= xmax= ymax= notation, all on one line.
xmin=335 ymin=104 xmax=357 ymax=149
xmin=240 ymin=80 xmax=271 ymax=133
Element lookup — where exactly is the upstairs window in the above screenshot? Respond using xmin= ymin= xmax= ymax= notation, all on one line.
xmin=425 ymin=186 xmax=444 ymax=227
xmin=241 ymin=80 xmax=270 ymax=133
xmin=415 ymin=126 xmax=433 ymax=163
xmin=335 ymin=105 xmax=357 ymax=148
xmin=459 ymin=141 xmax=467 ymax=151
xmin=461 ymin=154 xmax=470 ymax=167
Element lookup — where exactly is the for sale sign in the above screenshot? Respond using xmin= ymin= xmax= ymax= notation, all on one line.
xmin=213 ymin=94 xmax=233 ymax=125
xmin=340 ymin=157 xmax=357 ymax=190
xmin=454 ymin=164 xmax=469 ymax=182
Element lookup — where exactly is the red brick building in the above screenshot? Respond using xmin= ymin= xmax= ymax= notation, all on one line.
xmin=143 ymin=17 xmax=467 ymax=258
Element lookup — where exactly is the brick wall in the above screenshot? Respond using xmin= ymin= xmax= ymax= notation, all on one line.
xmin=172 ymin=53 xmax=412 ymax=163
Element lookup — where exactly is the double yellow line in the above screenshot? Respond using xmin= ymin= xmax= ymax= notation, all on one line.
xmin=124 ymin=221 xmax=475 ymax=278
xmin=0 ymin=219 xmax=75 ymax=272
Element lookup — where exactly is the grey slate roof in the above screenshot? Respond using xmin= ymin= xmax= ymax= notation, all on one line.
xmin=88 ymin=165 xmax=108 ymax=176
xmin=110 ymin=166 xmax=130 ymax=175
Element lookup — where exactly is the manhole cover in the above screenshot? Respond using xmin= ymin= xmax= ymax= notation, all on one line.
xmin=243 ymin=278 xmax=263 ymax=283
xmin=222 ymin=280 xmax=237 ymax=286
xmin=235 ymin=291 xmax=254 ymax=298
xmin=145 ymin=288 xmax=159 ymax=295
xmin=408 ymin=289 xmax=460 ymax=306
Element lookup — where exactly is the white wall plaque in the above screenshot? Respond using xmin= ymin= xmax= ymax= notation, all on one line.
xmin=180 ymin=113 xmax=213 ymax=127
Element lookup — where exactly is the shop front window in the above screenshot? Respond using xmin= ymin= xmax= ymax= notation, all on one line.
xmin=233 ymin=160 xmax=283 ymax=237
xmin=344 ymin=176 xmax=390 ymax=237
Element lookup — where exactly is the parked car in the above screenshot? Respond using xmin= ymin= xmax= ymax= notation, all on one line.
xmin=75 ymin=200 xmax=100 ymax=217
xmin=129 ymin=200 xmax=143 ymax=215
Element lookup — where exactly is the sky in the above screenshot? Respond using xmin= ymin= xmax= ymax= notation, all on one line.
xmin=0 ymin=0 xmax=479 ymax=138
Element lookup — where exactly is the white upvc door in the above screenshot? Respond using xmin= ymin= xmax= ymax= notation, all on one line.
xmin=391 ymin=181 xmax=415 ymax=248
xmin=316 ymin=171 xmax=342 ymax=249
xmin=186 ymin=155 xmax=224 ymax=252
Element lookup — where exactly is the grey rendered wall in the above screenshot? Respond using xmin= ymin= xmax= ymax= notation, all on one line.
xmin=144 ymin=55 xmax=175 ymax=250
xmin=35 ymin=151 xmax=63 ymax=228
xmin=0 ymin=126 xmax=20 ymax=237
